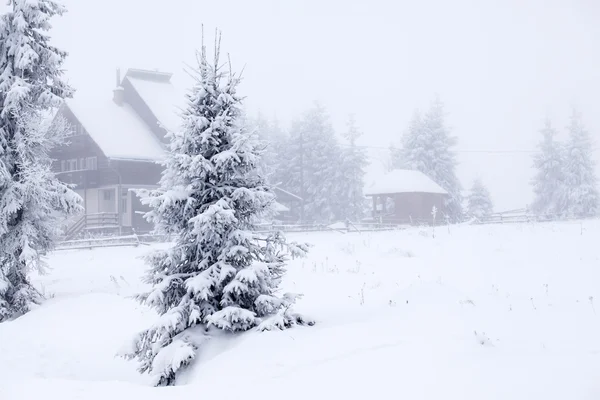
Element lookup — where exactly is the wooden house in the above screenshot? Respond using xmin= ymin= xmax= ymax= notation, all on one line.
xmin=51 ymin=68 xmax=183 ymax=237
xmin=51 ymin=68 xmax=301 ymax=237
xmin=272 ymin=187 xmax=303 ymax=223
xmin=365 ymin=169 xmax=448 ymax=224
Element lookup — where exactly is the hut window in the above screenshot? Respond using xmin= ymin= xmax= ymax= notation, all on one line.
xmin=385 ymin=197 xmax=395 ymax=212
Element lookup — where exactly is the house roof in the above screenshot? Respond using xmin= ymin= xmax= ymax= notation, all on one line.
xmin=365 ymin=169 xmax=448 ymax=196
xmin=273 ymin=186 xmax=303 ymax=202
xmin=64 ymin=96 xmax=166 ymax=161
xmin=125 ymin=72 xmax=185 ymax=134
xmin=62 ymin=68 xmax=185 ymax=162
xmin=273 ymin=201 xmax=290 ymax=213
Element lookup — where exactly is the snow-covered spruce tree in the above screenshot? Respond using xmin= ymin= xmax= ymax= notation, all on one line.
xmin=264 ymin=118 xmax=290 ymax=188
xmin=530 ymin=119 xmax=565 ymax=218
xmin=250 ymin=113 xmax=288 ymax=186
xmin=0 ymin=0 xmax=82 ymax=322
xmin=124 ymin=39 xmax=312 ymax=386
xmin=284 ymin=104 xmax=341 ymax=223
xmin=394 ymin=99 xmax=463 ymax=221
xmin=420 ymin=99 xmax=463 ymax=221
xmin=338 ymin=114 xmax=368 ymax=221
xmin=467 ymin=178 xmax=493 ymax=220
xmin=563 ymin=111 xmax=599 ymax=218
xmin=391 ymin=110 xmax=424 ymax=170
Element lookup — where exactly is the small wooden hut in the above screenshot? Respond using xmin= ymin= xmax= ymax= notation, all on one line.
xmin=365 ymin=169 xmax=448 ymax=224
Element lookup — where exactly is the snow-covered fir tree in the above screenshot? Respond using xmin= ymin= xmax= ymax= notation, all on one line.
xmin=250 ymin=113 xmax=288 ymax=186
xmin=284 ymin=104 xmax=341 ymax=222
xmin=123 ymin=38 xmax=312 ymax=386
xmin=563 ymin=111 xmax=599 ymax=218
xmin=0 ymin=0 xmax=82 ymax=322
xmin=337 ymin=114 xmax=368 ymax=221
xmin=531 ymin=119 xmax=565 ymax=218
xmin=248 ymin=112 xmax=271 ymax=175
xmin=467 ymin=178 xmax=493 ymax=220
xmin=391 ymin=110 xmax=423 ymax=170
xmin=264 ymin=117 xmax=289 ymax=186
xmin=392 ymin=99 xmax=463 ymax=221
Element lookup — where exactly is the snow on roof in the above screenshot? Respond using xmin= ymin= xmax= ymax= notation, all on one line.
xmin=125 ymin=68 xmax=173 ymax=82
xmin=273 ymin=186 xmax=303 ymax=201
xmin=65 ymin=97 xmax=165 ymax=161
xmin=273 ymin=201 xmax=290 ymax=213
xmin=126 ymin=75 xmax=186 ymax=134
xmin=365 ymin=169 xmax=448 ymax=196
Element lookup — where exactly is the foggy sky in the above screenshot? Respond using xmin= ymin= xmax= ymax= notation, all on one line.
xmin=3 ymin=0 xmax=599 ymax=211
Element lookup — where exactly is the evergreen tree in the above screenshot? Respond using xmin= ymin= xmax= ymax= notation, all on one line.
xmin=265 ymin=117 xmax=288 ymax=182
xmin=124 ymin=38 xmax=312 ymax=386
xmin=250 ymin=113 xmax=288 ymax=187
xmin=246 ymin=112 xmax=271 ymax=177
xmin=563 ymin=111 xmax=598 ymax=218
xmin=421 ymin=99 xmax=463 ymax=221
xmin=392 ymin=110 xmax=424 ymax=170
xmin=338 ymin=114 xmax=368 ymax=221
xmin=392 ymin=99 xmax=463 ymax=221
xmin=0 ymin=0 xmax=82 ymax=322
xmin=284 ymin=104 xmax=340 ymax=223
xmin=531 ymin=119 xmax=565 ymax=218
xmin=467 ymin=178 xmax=493 ymax=220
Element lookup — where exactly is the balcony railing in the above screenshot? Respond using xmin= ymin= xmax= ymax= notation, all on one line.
xmin=64 ymin=212 xmax=119 ymax=239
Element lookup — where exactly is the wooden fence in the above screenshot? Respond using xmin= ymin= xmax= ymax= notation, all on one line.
xmin=55 ymin=210 xmax=588 ymax=251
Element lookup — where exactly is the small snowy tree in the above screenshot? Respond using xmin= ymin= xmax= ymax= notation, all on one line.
xmin=0 ymin=0 xmax=82 ymax=322
xmin=563 ymin=111 xmax=599 ymax=218
xmin=337 ymin=114 xmax=368 ymax=221
xmin=124 ymin=37 xmax=312 ymax=386
xmin=531 ymin=119 xmax=565 ymax=218
xmin=467 ymin=178 xmax=493 ymax=220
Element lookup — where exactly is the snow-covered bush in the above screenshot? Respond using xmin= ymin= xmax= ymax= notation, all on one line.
xmin=123 ymin=36 xmax=313 ymax=386
xmin=467 ymin=178 xmax=493 ymax=220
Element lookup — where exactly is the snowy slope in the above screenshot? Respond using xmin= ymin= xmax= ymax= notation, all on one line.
xmin=1 ymin=222 xmax=600 ymax=399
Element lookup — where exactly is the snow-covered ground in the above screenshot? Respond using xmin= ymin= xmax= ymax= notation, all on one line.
xmin=1 ymin=221 xmax=600 ymax=399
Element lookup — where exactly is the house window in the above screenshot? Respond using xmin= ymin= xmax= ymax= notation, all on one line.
xmin=63 ymin=159 xmax=77 ymax=171
xmin=85 ymin=156 xmax=97 ymax=170
xmin=79 ymin=158 xmax=85 ymax=170
xmin=60 ymin=160 xmax=66 ymax=171
xmin=103 ymin=190 xmax=113 ymax=201
xmin=385 ymin=197 xmax=395 ymax=212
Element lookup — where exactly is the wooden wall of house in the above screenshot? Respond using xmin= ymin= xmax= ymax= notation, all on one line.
xmin=130 ymin=191 xmax=154 ymax=233
xmin=393 ymin=192 xmax=446 ymax=223
xmin=111 ymin=160 xmax=163 ymax=186
xmin=372 ymin=192 xmax=447 ymax=224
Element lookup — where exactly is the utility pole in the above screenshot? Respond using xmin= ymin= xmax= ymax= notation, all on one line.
xmin=299 ymin=126 xmax=305 ymax=224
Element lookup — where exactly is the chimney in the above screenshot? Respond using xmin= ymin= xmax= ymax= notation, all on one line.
xmin=113 ymin=68 xmax=124 ymax=106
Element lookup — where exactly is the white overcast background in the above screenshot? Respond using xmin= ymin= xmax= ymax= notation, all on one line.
xmin=3 ymin=0 xmax=599 ymax=211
